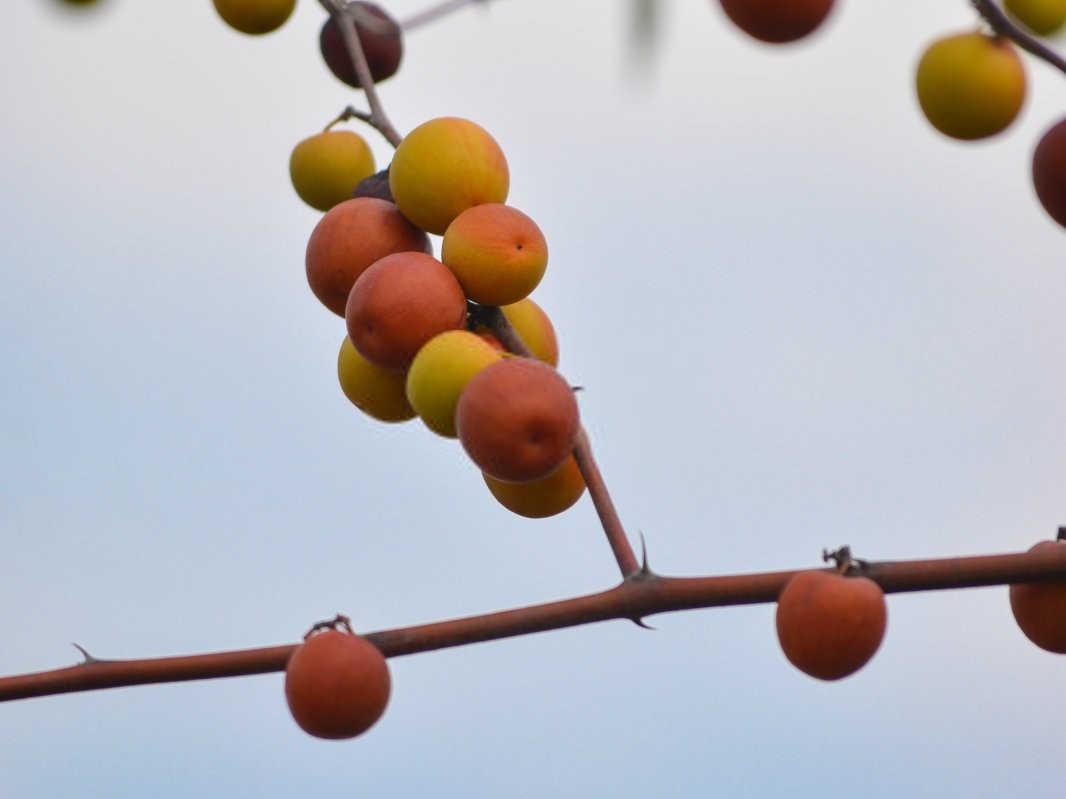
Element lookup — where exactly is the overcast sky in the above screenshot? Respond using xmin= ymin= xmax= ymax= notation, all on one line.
xmin=3 ymin=0 xmax=1066 ymax=796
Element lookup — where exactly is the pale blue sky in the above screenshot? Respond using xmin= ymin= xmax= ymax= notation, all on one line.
xmin=2 ymin=1 xmax=1066 ymax=796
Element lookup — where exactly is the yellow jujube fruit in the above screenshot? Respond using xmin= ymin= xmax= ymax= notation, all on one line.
xmin=337 ymin=336 xmax=415 ymax=423
xmin=213 ymin=0 xmax=297 ymax=35
xmin=405 ymin=330 xmax=502 ymax=437
xmin=291 ymin=130 xmax=376 ymax=212
xmin=1005 ymin=0 xmax=1066 ymax=36
xmin=915 ymin=32 xmax=1026 ymax=141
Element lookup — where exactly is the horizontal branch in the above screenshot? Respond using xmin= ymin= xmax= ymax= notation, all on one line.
xmin=3 ymin=545 xmax=1066 ymax=702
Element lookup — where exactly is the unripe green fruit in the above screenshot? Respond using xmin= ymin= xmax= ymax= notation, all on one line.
xmin=212 ymin=0 xmax=296 ymax=35
xmin=915 ymin=33 xmax=1026 ymax=141
xmin=290 ymin=130 xmax=376 ymax=212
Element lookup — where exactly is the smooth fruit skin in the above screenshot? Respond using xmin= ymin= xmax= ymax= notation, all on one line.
xmin=915 ymin=33 xmax=1026 ymax=141
xmin=718 ymin=0 xmax=835 ymax=44
xmin=213 ymin=0 xmax=296 ymax=35
xmin=405 ymin=331 xmax=502 ymax=438
xmin=1010 ymin=540 xmax=1066 ymax=653
xmin=1032 ymin=118 xmax=1066 ymax=229
xmin=456 ymin=358 xmax=580 ymax=482
xmin=389 ymin=118 xmax=510 ymax=235
xmin=775 ymin=570 xmax=887 ymax=681
xmin=285 ymin=630 xmax=391 ymax=740
xmin=346 ymin=252 xmax=468 ymax=370
xmin=290 ymin=131 xmax=376 ymax=212
xmin=1005 ymin=0 xmax=1066 ymax=36
xmin=483 ymin=455 xmax=585 ymax=518
xmin=320 ymin=3 xmax=402 ymax=88
xmin=442 ymin=205 xmax=548 ymax=306
xmin=337 ymin=336 xmax=415 ymax=423
xmin=305 ymin=198 xmax=430 ymax=317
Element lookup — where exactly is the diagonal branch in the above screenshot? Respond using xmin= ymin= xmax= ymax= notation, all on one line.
xmin=3 ymin=545 xmax=1066 ymax=702
xmin=471 ymin=303 xmax=640 ymax=577
xmin=972 ymin=0 xmax=1066 ymax=74
xmin=402 ymin=0 xmax=495 ymax=31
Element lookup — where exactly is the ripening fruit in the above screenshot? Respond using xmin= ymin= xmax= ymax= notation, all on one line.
xmin=442 ymin=205 xmax=548 ymax=306
xmin=290 ymin=130 xmax=376 ymax=212
xmin=1009 ymin=540 xmax=1066 ymax=653
xmin=775 ymin=570 xmax=887 ymax=681
xmin=305 ymin=198 xmax=430 ymax=317
xmin=483 ymin=455 xmax=586 ymax=518
xmin=1032 ymin=118 xmax=1066 ymax=229
xmin=320 ymin=3 xmax=403 ymax=88
xmin=477 ymin=298 xmax=560 ymax=366
xmin=337 ymin=336 xmax=415 ymax=423
xmin=212 ymin=0 xmax=296 ymax=35
xmin=285 ymin=629 xmax=391 ymax=740
xmin=718 ymin=0 xmax=835 ymax=44
xmin=915 ymin=33 xmax=1026 ymax=141
xmin=1005 ymin=0 xmax=1066 ymax=36
xmin=389 ymin=118 xmax=510 ymax=235
xmin=456 ymin=358 xmax=580 ymax=482
xmin=346 ymin=252 xmax=467 ymax=370
xmin=405 ymin=331 xmax=503 ymax=437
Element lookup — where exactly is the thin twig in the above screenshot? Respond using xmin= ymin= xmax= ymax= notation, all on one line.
xmin=3 ymin=544 xmax=1066 ymax=702
xmin=473 ymin=304 xmax=640 ymax=578
xmin=972 ymin=0 xmax=1066 ymax=74
xmin=317 ymin=0 xmax=403 ymax=147
xmin=402 ymin=0 xmax=494 ymax=31
xmin=323 ymin=105 xmax=374 ymax=132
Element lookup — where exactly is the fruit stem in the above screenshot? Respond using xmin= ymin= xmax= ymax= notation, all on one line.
xmin=970 ymin=1 xmax=1066 ymax=74
xmin=324 ymin=105 xmax=375 ymax=133
xmin=476 ymin=303 xmax=641 ymax=578
xmin=318 ymin=0 xmax=404 ymax=147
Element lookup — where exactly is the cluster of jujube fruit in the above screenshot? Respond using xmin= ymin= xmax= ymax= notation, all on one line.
xmin=715 ymin=0 xmax=1066 ymax=230
xmin=201 ymin=0 xmax=1066 ymax=741
xmin=301 ymin=115 xmax=586 ymax=522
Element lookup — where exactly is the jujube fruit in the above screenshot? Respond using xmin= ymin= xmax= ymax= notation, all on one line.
xmin=405 ymin=331 xmax=503 ymax=437
xmin=389 ymin=117 xmax=510 ymax=235
xmin=285 ymin=629 xmax=391 ymax=740
xmin=775 ymin=569 xmax=887 ymax=681
xmin=476 ymin=298 xmax=560 ymax=366
xmin=718 ymin=0 xmax=835 ymax=44
xmin=483 ymin=455 xmax=586 ymax=518
xmin=915 ymin=33 xmax=1026 ymax=141
xmin=290 ymin=130 xmax=376 ymax=212
xmin=337 ymin=336 xmax=415 ymax=423
xmin=345 ymin=252 xmax=467 ymax=370
xmin=305 ymin=198 xmax=430 ymax=317
xmin=456 ymin=358 xmax=580 ymax=483
xmin=1032 ymin=117 xmax=1066 ymax=229
xmin=1009 ymin=540 xmax=1066 ymax=653
xmin=1005 ymin=0 xmax=1066 ymax=36
xmin=320 ymin=3 xmax=402 ymax=88
xmin=213 ymin=0 xmax=296 ymax=35
xmin=442 ymin=204 xmax=548 ymax=306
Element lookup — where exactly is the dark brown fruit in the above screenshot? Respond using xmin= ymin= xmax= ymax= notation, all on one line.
xmin=775 ymin=570 xmax=887 ymax=680
xmin=345 ymin=252 xmax=467 ymax=369
xmin=1010 ymin=540 xmax=1066 ymax=653
xmin=305 ymin=198 xmax=430 ymax=317
xmin=456 ymin=358 xmax=580 ymax=482
xmin=718 ymin=0 xmax=835 ymax=43
xmin=284 ymin=629 xmax=391 ymax=740
xmin=1033 ymin=118 xmax=1066 ymax=229
xmin=320 ymin=3 xmax=403 ymax=89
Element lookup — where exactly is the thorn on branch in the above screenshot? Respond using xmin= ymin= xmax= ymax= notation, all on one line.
xmin=630 ymin=616 xmax=656 ymax=630
xmin=71 ymin=643 xmax=108 ymax=665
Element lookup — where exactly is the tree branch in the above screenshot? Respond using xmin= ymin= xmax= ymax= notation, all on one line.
xmin=469 ymin=303 xmax=640 ymax=577
xmin=318 ymin=0 xmax=403 ymax=147
xmin=402 ymin=0 xmax=495 ymax=32
xmin=3 ymin=545 xmax=1066 ymax=702
xmin=972 ymin=0 xmax=1066 ymax=74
